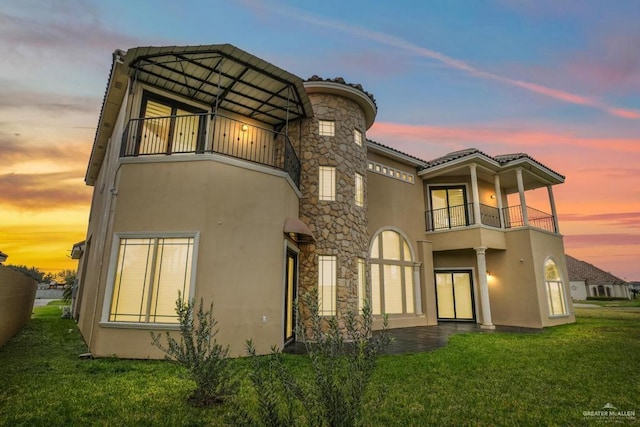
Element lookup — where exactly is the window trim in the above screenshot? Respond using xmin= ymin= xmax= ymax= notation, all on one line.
xmin=357 ymin=258 xmax=367 ymax=312
xmin=101 ymin=232 xmax=200 ymax=328
xmin=318 ymin=120 xmax=335 ymax=137
xmin=318 ymin=255 xmax=337 ymax=316
xmin=369 ymin=227 xmax=416 ymax=315
xmin=543 ymin=257 xmax=569 ymax=317
xmin=355 ymin=172 xmax=364 ymax=207
xmin=319 ymin=166 xmax=336 ymax=201
xmin=354 ymin=128 xmax=362 ymax=146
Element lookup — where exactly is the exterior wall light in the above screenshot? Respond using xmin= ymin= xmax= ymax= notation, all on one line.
xmin=241 ymin=124 xmax=248 ymax=132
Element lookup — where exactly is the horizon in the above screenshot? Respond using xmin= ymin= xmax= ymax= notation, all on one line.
xmin=0 ymin=0 xmax=638 ymax=280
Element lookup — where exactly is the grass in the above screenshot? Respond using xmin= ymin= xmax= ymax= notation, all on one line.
xmin=1 ymin=302 xmax=638 ymax=426
xmin=575 ymin=298 xmax=640 ymax=307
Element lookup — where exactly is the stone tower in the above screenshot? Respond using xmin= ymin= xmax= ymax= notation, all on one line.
xmin=297 ymin=76 xmax=377 ymax=319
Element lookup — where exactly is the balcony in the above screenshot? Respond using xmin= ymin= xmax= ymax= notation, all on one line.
xmin=426 ymin=203 xmax=557 ymax=234
xmin=120 ymin=112 xmax=301 ymax=187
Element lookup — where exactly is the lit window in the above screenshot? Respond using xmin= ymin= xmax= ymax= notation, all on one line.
xmin=545 ymin=258 xmax=567 ymax=316
xmin=357 ymin=258 xmax=366 ymax=312
xmin=354 ymin=129 xmax=362 ymax=146
xmin=370 ymin=230 xmax=414 ymax=315
xmin=375 ymin=165 xmax=381 ymax=172
xmin=319 ymin=166 xmax=336 ymax=201
xmin=108 ymin=236 xmax=195 ymax=323
xmin=355 ymin=173 xmax=364 ymax=207
xmin=368 ymin=163 xmax=374 ymax=170
xmin=319 ymin=120 xmax=335 ymax=136
xmin=318 ymin=255 xmax=336 ymax=316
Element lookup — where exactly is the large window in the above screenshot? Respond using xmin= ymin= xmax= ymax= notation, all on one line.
xmin=355 ymin=173 xmax=364 ymax=207
xmin=544 ymin=258 xmax=567 ymax=316
xmin=108 ymin=236 xmax=195 ymax=324
xmin=319 ymin=166 xmax=336 ymax=201
xmin=429 ymin=186 xmax=469 ymax=230
xmin=319 ymin=120 xmax=335 ymax=136
xmin=370 ymin=230 xmax=414 ymax=315
xmin=136 ymin=92 xmax=204 ymax=155
xmin=318 ymin=255 xmax=336 ymax=316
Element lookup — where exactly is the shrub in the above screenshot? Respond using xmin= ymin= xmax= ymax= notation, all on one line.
xmin=151 ymin=294 xmax=235 ymax=406
xmin=236 ymin=288 xmax=390 ymax=426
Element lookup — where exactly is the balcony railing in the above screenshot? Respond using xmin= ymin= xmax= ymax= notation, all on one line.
xmin=426 ymin=203 xmax=556 ymax=233
xmin=120 ymin=112 xmax=300 ymax=187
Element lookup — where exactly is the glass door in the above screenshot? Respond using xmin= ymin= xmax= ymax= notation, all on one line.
xmin=429 ymin=187 xmax=469 ymax=230
xmin=435 ymin=271 xmax=475 ymax=321
xmin=284 ymin=249 xmax=298 ymax=344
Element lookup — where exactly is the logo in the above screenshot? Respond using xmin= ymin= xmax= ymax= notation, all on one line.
xmin=583 ymin=403 xmax=636 ymax=423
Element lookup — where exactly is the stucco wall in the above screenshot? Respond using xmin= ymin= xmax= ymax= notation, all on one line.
xmin=0 ymin=265 xmax=37 ymax=348
xmin=84 ymin=159 xmax=299 ymax=358
xmin=367 ymin=151 xmax=435 ymax=327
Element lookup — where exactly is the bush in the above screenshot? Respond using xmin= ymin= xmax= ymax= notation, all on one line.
xmin=586 ymin=296 xmax=629 ymax=301
xmin=235 ymin=288 xmax=390 ymax=426
xmin=151 ymin=294 xmax=236 ymax=406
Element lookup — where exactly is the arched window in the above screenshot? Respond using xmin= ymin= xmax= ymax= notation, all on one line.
xmin=544 ymin=258 xmax=567 ymax=316
xmin=370 ymin=229 xmax=414 ymax=315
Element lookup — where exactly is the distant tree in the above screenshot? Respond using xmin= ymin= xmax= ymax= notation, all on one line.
xmin=57 ymin=269 xmax=77 ymax=286
xmin=5 ymin=265 xmax=48 ymax=282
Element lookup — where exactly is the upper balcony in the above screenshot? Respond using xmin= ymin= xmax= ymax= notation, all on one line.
xmin=120 ymin=111 xmax=301 ymax=186
xmin=86 ymin=44 xmax=314 ymax=186
xmin=426 ymin=202 xmax=557 ymax=234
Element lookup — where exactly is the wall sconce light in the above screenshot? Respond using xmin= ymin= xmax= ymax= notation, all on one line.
xmin=490 ymin=194 xmax=496 ymax=199
xmin=241 ymin=124 xmax=248 ymax=132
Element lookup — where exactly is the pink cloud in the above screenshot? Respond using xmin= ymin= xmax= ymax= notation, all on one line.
xmin=564 ymin=233 xmax=640 ymax=247
xmin=560 ymin=212 xmax=640 ymax=227
xmin=270 ymin=5 xmax=640 ymax=120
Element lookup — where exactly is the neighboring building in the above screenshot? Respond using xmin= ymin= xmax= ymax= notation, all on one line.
xmin=566 ymin=255 xmax=630 ymax=300
xmin=73 ymin=44 xmax=574 ymax=359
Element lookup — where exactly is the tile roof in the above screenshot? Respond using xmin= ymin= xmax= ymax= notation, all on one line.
xmin=366 ymin=139 xmax=427 ymax=165
xmin=565 ymin=255 xmax=627 ymax=285
xmin=424 ymin=148 xmax=489 ymax=167
xmin=305 ymin=75 xmax=377 ymax=109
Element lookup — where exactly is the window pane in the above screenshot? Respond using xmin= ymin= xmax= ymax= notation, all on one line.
xmin=547 ymin=281 xmax=566 ymax=315
xmin=383 ymin=265 xmax=403 ymax=314
xmin=172 ymin=110 xmax=199 ymax=153
xmin=110 ymin=239 xmax=154 ymax=322
xmin=319 ymin=166 xmax=336 ymax=201
xmin=403 ymin=241 xmax=411 ymax=262
xmin=453 ymin=273 xmax=473 ymax=319
xmin=436 ymin=273 xmax=455 ymax=319
xmin=447 ymin=188 xmax=465 ymax=207
xmin=355 ymin=173 xmax=364 ymax=207
xmin=318 ymin=256 xmax=336 ymax=316
xmin=354 ymin=129 xmax=362 ymax=146
xmin=382 ymin=231 xmax=400 ymax=260
xmin=431 ymin=189 xmax=448 ymax=210
xmin=319 ymin=120 xmax=335 ymax=136
xmin=141 ymin=100 xmax=171 ymax=154
xmin=371 ymin=264 xmax=381 ymax=315
xmin=358 ymin=258 xmax=366 ymax=312
xmin=404 ymin=266 xmax=414 ymax=314
xmin=370 ymin=236 xmax=379 ymax=259
xmin=149 ymin=238 xmax=194 ymax=323
xmin=544 ymin=259 xmax=561 ymax=281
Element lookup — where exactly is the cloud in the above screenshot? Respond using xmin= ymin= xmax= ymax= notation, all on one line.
xmin=368 ymin=121 xmax=640 ymax=154
xmin=0 ymin=86 xmax=100 ymax=114
xmin=0 ymin=133 xmax=90 ymax=168
xmin=267 ymin=4 xmax=640 ymax=120
xmin=560 ymin=212 xmax=640 ymax=227
xmin=0 ymin=171 xmax=91 ymax=210
xmin=564 ymin=233 xmax=640 ymax=247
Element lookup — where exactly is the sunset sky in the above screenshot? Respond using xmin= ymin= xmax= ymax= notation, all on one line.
xmin=1 ymin=0 xmax=639 ymax=280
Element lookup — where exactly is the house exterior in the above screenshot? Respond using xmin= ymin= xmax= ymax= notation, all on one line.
xmin=566 ymin=255 xmax=630 ymax=300
xmin=73 ymin=44 xmax=574 ymax=359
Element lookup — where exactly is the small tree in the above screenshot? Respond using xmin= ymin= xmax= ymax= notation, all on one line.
xmin=236 ymin=288 xmax=391 ymax=426
xmin=151 ymin=293 xmax=235 ymax=406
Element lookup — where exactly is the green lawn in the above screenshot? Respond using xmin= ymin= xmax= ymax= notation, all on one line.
xmin=1 ymin=302 xmax=638 ymax=426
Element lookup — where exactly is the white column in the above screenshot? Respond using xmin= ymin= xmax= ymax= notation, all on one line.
xmin=494 ymin=174 xmax=504 ymax=228
xmin=516 ymin=168 xmax=529 ymax=226
xmin=470 ymin=164 xmax=481 ymax=225
xmin=547 ymin=184 xmax=559 ymax=234
xmin=475 ymin=247 xmax=495 ymax=329
xmin=413 ymin=262 xmax=423 ymax=315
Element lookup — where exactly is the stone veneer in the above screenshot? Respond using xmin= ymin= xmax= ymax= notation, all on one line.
xmin=296 ymin=91 xmax=370 ymax=322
